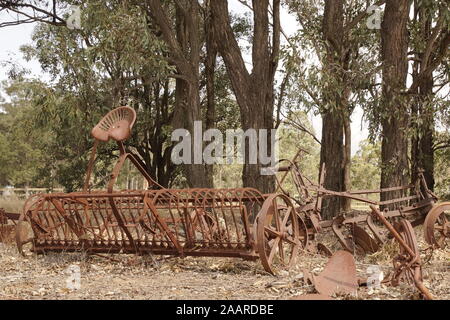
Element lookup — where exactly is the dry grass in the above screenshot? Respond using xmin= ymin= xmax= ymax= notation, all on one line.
xmin=0 ymin=235 xmax=447 ymax=300
xmin=0 ymin=204 xmax=448 ymax=300
xmin=365 ymin=240 xmax=399 ymax=265
xmin=0 ymin=196 xmax=25 ymax=213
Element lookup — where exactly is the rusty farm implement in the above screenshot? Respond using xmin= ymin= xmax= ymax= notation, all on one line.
xmin=0 ymin=208 xmax=19 ymax=242
xmin=11 ymin=106 xmax=449 ymax=285
xmin=272 ymin=152 xmax=448 ymax=298
xmin=272 ymin=151 xmax=449 ymax=252
xmin=14 ymin=107 xmax=303 ymax=274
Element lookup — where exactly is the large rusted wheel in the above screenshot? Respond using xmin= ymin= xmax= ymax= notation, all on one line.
xmin=392 ymin=219 xmax=421 ymax=285
xmin=424 ymin=202 xmax=450 ymax=249
xmin=256 ymin=194 xmax=300 ymax=275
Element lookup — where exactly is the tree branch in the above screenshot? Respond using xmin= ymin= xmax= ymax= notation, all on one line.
xmin=0 ymin=0 xmax=66 ymax=27
xmin=280 ymin=110 xmax=321 ymax=145
xmin=145 ymin=0 xmax=192 ymax=76
xmin=271 ymin=0 xmax=281 ymax=77
xmin=343 ymin=0 xmax=386 ymax=32
xmin=408 ymin=29 xmax=449 ymax=94
xmin=210 ymin=0 xmax=251 ymax=112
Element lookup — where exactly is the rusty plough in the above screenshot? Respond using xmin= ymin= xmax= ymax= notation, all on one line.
xmin=272 ymin=152 xmax=449 ymax=298
xmin=273 ymin=152 xmax=448 ymax=253
xmin=11 ymin=106 xmax=448 ymax=299
xmin=369 ymin=205 xmax=433 ymax=300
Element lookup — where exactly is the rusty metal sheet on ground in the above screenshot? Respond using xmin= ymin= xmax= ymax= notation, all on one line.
xmin=313 ymin=250 xmax=358 ymax=297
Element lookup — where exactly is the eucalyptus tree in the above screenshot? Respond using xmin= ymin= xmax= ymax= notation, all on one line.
xmin=283 ymin=0 xmax=383 ymax=218
xmin=0 ymin=80 xmax=50 ymax=187
xmin=0 ymin=0 xmax=251 ymax=190
xmin=409 ymin=0 xmax=449 ymax=190
xmin=378 ymin=0 xmax=411 ymax=204
xmin=1 ymin=0 xmax=180 ymax=189
xmin=378 ymin=0 xmax=448 ymax=203
xmin=208 ymin=0 xmax=281 ymax=194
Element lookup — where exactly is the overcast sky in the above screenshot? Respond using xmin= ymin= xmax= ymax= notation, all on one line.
xmin=0 ymin=2 xmax=369 ymax=155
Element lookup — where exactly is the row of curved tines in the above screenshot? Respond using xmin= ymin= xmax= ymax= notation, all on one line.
xmin=98 ymin=108 xmax=132 ymax=131
xmin=147 ymin=188 xmax=264 ymax=246
xmin=28 ymin=189 xmax=265 ymax=250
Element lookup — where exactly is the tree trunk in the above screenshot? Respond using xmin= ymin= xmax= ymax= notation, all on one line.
xmin=174 ymin=77 xmax=210 ymax=188
xmin=411 ymin=76 xmax=435 ymax=190
xmin=411 ymin=2 xmax=435 ymax=191
xmin=204 ymin=0 xmax=217 ymax=188
xmin=319 ymin=0 xmax=346 ymax=219
xmin=320 ymin=113 xmax=344 ymax=219
xmin=342 ymin=116 xmax=352 ymax=212
xmin=210 ymin=0 xmax=279 ymax=194
xmin=147 ymin=0 xmax=212 ymax=188
xmin=380 ymin=0 xmax=411 ymax=206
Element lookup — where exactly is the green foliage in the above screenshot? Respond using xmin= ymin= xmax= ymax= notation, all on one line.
xmin=351 ymin=139 xmax=381 ymax=191
xmin=16 ymin=0 xmax=177 ymax=190
xmin=283 ymin=0 xmax=381 ymax=118
xmin=435 ymin=131 xmax=450 ymax=200
xmin=0 ymin=0 xmax=448 ymax=195
xmin=0 ymin=80 xmax=51 ymax=187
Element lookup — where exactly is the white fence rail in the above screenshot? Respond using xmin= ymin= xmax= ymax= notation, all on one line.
xmin=0 ymin=188 xmax=64 ymax=200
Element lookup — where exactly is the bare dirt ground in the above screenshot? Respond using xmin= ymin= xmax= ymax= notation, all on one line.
xmin=0 ymin=227 xmax=448 ymax=300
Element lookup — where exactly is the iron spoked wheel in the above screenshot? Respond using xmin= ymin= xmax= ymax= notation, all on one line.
xmin=424 ymin=202 xmax=450 ymax=249
xmin=256 ymin=194 xmax=300 ymax=275
xmin=393 ymin=219 xmax=421 ymax=285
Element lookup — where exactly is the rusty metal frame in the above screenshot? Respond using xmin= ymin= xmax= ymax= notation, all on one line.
xmin=370 ymin=205 xmax=433 ymax=300
xmin=16 ymin=107 xmax=307 ymax=275
xmin=272 ymin=154 xmax=439 ymax=254
xmin=13 ymin=106 xmax=448 ymax=281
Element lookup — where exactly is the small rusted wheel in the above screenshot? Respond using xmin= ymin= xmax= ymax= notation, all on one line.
xmin=15 ymin=195 xmax=41 ymax=256
xmin=424 ymin=202 xmax=450 ymax=249
xmin=392 ymin=219 xmax=421 ymax=285
xmin=296 ymin=212 xmax=309 ymax=249
xmin=256 ymin=194 xmax=300 ymax=275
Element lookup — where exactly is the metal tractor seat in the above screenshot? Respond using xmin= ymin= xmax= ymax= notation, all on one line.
xmin=84 ymin=106 xmax=161 ymax=192
xmin=91 ymin=106 xmax=136 ymax=142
